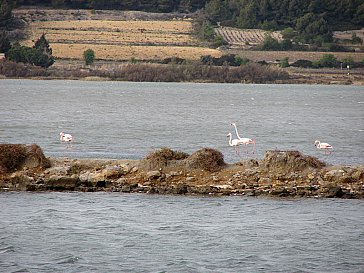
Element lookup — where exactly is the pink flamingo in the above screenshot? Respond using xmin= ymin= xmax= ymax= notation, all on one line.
xmin=227 ymin=133 xmax=242 ymax=155
xmin=231 ymin=123 xmax=255 ymax=155
xmin=314 ymin=140 xmax=333 ymax=155
xmin=60 ymin=132 xmax=73 ymax=149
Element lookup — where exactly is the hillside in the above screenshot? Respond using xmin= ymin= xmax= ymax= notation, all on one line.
xmin=1 ymin=7 xmax=362 ymax=85
xmin=16 ymin=8 xmax=222 ymax=61
xmin=214 ymin=27 xmax=283 ymax=49
xmin=14 ymin=8 xmax=364 ymax=64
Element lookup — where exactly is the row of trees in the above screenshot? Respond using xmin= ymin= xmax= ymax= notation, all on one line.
xmin=5 ymin=34 xmax=54 ymax=67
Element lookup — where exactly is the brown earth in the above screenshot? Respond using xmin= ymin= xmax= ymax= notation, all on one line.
xmin=1 ymin=144 xmax=363 ymax=198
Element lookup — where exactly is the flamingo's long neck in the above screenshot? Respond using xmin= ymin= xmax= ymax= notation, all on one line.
xmin=233 ymin=124 xmax=242 ymax=139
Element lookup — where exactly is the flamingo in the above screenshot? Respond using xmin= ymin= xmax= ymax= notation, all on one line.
xmin=231 ymin=123 xmax=256 ymax=155
xmin=314 ymin=140 xmax=333 ymax=155
xmin=227 ymin=133 xmax=241 ymax=155
xmin=60 ymin=132 xmax=73 ymax=149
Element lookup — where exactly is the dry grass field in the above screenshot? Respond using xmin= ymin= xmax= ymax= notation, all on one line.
xmin=333 ymin=28 xmax=364 ymax=41
xmin=14 ymin=8 xmax=364 ymax=66
xmin=23 ymin=19 xmax=222 ymax=61
xmin=215 ymin=27 xmax=282 ymax=48
xmin=226 ymin=50 xmax=364 ymax=63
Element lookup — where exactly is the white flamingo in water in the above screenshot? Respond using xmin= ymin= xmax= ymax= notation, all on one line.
xmin=231 ymin=123 xmax=255 ymax=155
xmin=227 ymin=133 xmax=242 ymax=155
xmin=314 ymin=140 xmax=333 ymax=155
xmin=60 ymin=132 xmax=73 ymax=149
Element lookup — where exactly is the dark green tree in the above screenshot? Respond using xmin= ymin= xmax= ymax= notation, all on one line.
xmin=51 ymin=0 xmax=64 ymax=8
xmin=33 ymin=34 xmax=54 ymax=67
xmin=205 ymin=0 xmax=231 ymax=24
xmin=353 ymin=2 xmax=364 ymax=26
xmin=296 ymin=13 xmax=332 ymax=43
xmin=0 ymin=29 xmax=10 ymax=52
xmin=34 ymin=33 xmax=52 ymax=55
xmin=259 ymin=35 xmax=281 ymax=50
xmin=83 ymin=48 xmax=95 ymax=65
xmin=6 ymin=34 xmax=54 ymax=68
xmin=0 ymin=0 xmax=13 ymax=28
xmin=236 ymin=2 xmax=257 ymax=28
xmin=319 ymin=54 xmax=338 ymax=67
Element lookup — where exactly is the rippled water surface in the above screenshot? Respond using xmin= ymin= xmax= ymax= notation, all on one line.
xmin=1 ymin=80 xmax=364 ymax=272
xmin=1 ymin=193 xmax=364 ymax=273
xmin=0 ymin=79 xmax=363 ymax=164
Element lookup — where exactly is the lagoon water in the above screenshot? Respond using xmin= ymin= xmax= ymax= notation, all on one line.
xmin=1 ymin=192 xmax=364 ymax=273
xmin=1 ymin=79 xmax=364 ymax=272
xmin=0 ymin=79 xmax=363 ymax=165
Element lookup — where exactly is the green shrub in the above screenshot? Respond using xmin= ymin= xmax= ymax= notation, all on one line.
xmin=83 ymin=48 xmax=95 ymax=65
xmin=319 ymin=54 xmax=339 ymax=67
xmin=6 ymin=42 xmax=54 ymax=68
xmin=352 ymin=33 xmax=363 ymax=44
xmin=291 ymin=59 xmax=313 ymax=68
xmin=280 ymin=57 xmax=289 ymax=68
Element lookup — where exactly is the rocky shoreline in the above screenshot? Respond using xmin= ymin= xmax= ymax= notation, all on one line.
xmin=1 ymin=144 xmax=363 ymax=198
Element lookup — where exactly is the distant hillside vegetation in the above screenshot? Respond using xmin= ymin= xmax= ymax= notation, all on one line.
xmin=14 ymin=0 xmax=207 ymax=13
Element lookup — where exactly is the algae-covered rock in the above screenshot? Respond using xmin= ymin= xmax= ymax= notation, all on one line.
xmin=0 ymin=144 xmax=50 ymax=174
xmin=261 ymin=150 xmax=326 ymax=173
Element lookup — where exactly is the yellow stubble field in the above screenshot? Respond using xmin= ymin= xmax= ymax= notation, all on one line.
xmin=25 ymin=20 xmax=222 ymax=61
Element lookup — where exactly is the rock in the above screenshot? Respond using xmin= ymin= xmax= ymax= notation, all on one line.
xmin=352 ymin=169 xmax=364 ymax=182
xmin=45 ymin=175 xmax=78 ymax=191
xmin=186 ymin=148 xmax=225 ymax=172
xmin=10 ymin=172 xmax=34 ymax=191
xmin=79 ymin=171 xmax=91 ymax=183
xmin=121 ymin=185 xmax=131 ymax=192
xmin=146 ymin=170 xmax=162 ymax=180
xmin=172 ymin=183 xmax=188 ymax=194
xmin=116 ymin=177 xmax=128 ymax=185
xmin=89 ymin=172 xmax=106 ymax=183
xmin=238 ymin=159 xmax=259 ymax=168
xmin=325 ymin=185 xmax=344 ymax=198
xmin=45 ymin=166 xmax=70 ymax=176
xmin=103 ymin=166 xmax=122 ymax=179
xmin=0 ymin=144 xmax=50 ymax=173
xmin=262 ymin=150 xmax=325 ymax=173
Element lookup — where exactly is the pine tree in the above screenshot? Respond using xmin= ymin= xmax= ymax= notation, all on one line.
xmin=34 ymin=33 xmax=52 ymax=55
xmin=0 ymin=0 xmax=13 ymax=28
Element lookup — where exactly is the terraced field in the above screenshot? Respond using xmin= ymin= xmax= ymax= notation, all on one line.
xmin=215 ymin=27 xmax=282 ymax=48
xmin=23 ymin=18 xmax=222 ymax=61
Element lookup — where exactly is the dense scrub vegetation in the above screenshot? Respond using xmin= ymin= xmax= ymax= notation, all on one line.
xmin=141 ymin=147 xmax=225 ymax=172
xmin=0 ymin=59 xmax=49 ymax=76
xmin=199 ymin=0 xmax=364 ymax=49
xmin=204 ymin=0 xmax=363 ymax=31
xmin=6 ymin=34 xmax=54 ymax=67
xmin=12 ymin=0 xmax=207 ymax=13
xmin=0 ymin=58 xmax=288 ymax=83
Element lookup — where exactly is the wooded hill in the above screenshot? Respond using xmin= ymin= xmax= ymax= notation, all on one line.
xmin=13 ymin=0 xmax=208 ymax=13
xmin=10 ymin=0 xmax=364 ymax=31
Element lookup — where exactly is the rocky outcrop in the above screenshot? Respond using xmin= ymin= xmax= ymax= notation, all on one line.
xmin=1 ymin=149 xmax=363 ymax=198
xmin=0 ymin=144 xmax=50 ymax=174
